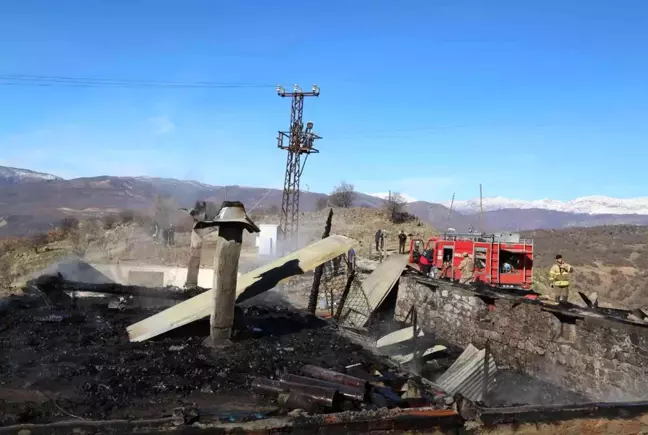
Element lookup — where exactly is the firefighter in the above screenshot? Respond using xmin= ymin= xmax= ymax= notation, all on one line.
xmin=398 ymin=230 xmax=407 ymax=254
xmin=458 ymin=253 xmax=475 ymax=285
xmin=549 ymin=254 xmax=573 ymax=303
xmin=375 ymin=229 xmax=384 ymax=252
xmin=420 ymin=248 xmax=434 ymax=277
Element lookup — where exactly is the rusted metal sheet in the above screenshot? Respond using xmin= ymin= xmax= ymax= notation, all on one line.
xmin=127 ymin=235 xmax=356 ymax=342
xmin=340 ymin=254 xmax=409 ymax=328
xmin=433 ymin=343 xmax=497 ymax=402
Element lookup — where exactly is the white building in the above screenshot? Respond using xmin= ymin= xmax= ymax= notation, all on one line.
xmin=255 ymin=224 xmax=279 ymax=257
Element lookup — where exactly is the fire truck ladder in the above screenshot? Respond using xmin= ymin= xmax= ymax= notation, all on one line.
xmin=491 ymin=242 xmax=500 ymax=285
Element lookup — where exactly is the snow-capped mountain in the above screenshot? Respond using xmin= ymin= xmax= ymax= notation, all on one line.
xmin=368 ymin=192 xmax=418 ymax=203
xmin=0 ymin=166 xmax=62 ymax=183
xmin=445 ymin=196 xmax=648 ymax=216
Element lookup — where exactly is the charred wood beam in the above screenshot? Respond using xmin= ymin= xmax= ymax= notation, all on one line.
xmin=470 ymin=400 xmax=648 ymax=426
xmin=334 ymin=270 xmax=356 ymax=321
xmin=28 ymin=276 xmax=203 ymax=300
xmin=307 ymin=209 xmax=334 ymax=314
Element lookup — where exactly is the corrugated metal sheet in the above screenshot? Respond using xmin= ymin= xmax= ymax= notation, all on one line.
xmin=127 ymin=234 xmax=356 ymax=342
xmin=341 ymin=254 xmax=409 ymax=328
xmin=433 ymin=344 xmax=497 ymax=402
xmin=376 ymin=326 xmax=425 ymax=348
xmin=390 ymin=345 xmax=447 ymax=365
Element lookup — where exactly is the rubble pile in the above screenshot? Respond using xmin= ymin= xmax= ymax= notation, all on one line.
xmin=0 ymin=293 xmax=387 ymax=425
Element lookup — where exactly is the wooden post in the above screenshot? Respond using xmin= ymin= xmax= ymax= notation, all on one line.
xmin=185 ymin=229 xmax=203 ymax=288
xmin=201 ymin=200 xmax=259 ymax=348
xmin=482 ymin=340 xmax=490 ymax=401
xmin=208 ymin=224 xmax=243 ymax=345
xmin=307 ymin=209 xmax=334 ymax=314
xmin=334 ymin=270 xmax=355 ymax=321
xmin=185 ymin=201 xmax=207 ymax=289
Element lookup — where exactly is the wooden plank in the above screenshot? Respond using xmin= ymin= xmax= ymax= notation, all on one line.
xmin=127 ymin=234 xmax=356 ymax=342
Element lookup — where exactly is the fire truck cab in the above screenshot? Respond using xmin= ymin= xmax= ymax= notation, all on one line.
xmin=409 ymin=232 xmax=533 ymax=289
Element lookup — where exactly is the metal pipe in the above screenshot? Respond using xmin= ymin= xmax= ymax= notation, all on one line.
xmin=300 ymin=365 xmax=369 ymax=390
xmin=281 ymin=374 xmax=366 ymax=402
xmin=278 ymin=391 xmax=322 ymax=414
xmin=251 ymin=377 xmax=285 ymax=395
xmin=251 ymin=377 xmax=342 ymax=409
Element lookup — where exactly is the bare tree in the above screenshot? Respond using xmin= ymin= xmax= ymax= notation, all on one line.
xmin=29 ymin=233 xmax=49 ymax=253
xmin=60 ymin=217 xmax=80 ymax=235
xmin=69 ymin=220 xmax=101 ymax=257
xmin=384 ymin=192 xmax=414 ymax=223
xmin=329 ymin=181 xmax=356 ymax=208
xmin=316 ymin=196 xmax=329 ymax=211
xmin=119 ymin=209 xmax=135 ymax=224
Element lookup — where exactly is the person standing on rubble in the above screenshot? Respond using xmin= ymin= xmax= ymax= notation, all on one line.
xmin=457 ymin=253 xmax=475 ymax=285
xmin=549 ymin=254 xmax=573 ymax=303
xmin=375 ymin=229 xmax=384 ymax=252
xmin=398 ymin=230 xmax=407 ymax=254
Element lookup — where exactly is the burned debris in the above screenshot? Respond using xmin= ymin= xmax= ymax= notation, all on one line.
xmin=4 ymin=202 xmax=648 ymax=434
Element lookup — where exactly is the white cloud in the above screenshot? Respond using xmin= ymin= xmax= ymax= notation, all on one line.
xmin=149 ymin=115 xmax=175 ymax=135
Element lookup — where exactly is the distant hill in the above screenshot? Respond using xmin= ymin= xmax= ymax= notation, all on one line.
xmin=448 ymin=195 xmax=648 ymax=215
xmin=2 ymin=165 xmax=648 ymax=238
xmin=0 ymin=166 xmax=62 ymax=186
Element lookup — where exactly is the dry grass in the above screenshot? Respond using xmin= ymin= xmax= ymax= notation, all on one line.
xmin=524 ymin=225 xmax=648 ymax=308
xmin=2 ymin=210 xmax=647 ymax=311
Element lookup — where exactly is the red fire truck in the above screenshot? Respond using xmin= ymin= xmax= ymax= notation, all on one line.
xmin=409 ymin=232 xmax=534 ymax=289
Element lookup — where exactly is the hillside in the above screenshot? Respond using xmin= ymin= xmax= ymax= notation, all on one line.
xmin=0 ymin=207 xmax=433 ymax=296
xmin=2 ymin=165 xmax=648 ymax=238
xmin=524 ymin=225 xmax=648 ymax=309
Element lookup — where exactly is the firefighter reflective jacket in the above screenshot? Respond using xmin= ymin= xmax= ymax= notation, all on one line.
xmin=458 ymin=258 xmax=475 ymax=279
xmin=549 ymin=263 xmax=573 ymax=287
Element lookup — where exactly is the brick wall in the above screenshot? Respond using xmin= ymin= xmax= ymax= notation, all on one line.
xmin=395 ymin=276 xmax=648 ymax=401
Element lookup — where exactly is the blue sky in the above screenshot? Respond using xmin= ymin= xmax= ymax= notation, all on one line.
xmin=1 ymin=0 xmax=647 ymax=202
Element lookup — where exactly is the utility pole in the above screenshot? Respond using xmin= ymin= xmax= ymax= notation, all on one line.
xmin=447 ymin=193 xmax=455 ymax=230
xmin=276 ymin=84 xmax=322 ymax=254
xmin=479 ymin=184 xmax=484 ymax=233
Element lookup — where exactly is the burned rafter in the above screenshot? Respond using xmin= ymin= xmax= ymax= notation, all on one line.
xmin=28 ymin=274 xmax=204 ymax=301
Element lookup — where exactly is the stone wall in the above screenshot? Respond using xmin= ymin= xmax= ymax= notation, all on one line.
xmin=395 ymin=276 xmax=648 ymax=401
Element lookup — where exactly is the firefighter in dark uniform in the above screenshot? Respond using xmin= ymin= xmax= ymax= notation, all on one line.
xmin=398 ymin=230 xmax=407 ymax=254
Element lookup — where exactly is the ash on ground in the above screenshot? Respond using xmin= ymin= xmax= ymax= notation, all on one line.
xmin=0 ymin=296 xmax=379 ymax=425
xmin=485 ymin=370 xmax=588 ymax=406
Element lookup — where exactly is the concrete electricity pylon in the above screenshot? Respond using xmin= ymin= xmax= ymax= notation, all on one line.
xmin=276 ymin=84 xmax=322 ymax=253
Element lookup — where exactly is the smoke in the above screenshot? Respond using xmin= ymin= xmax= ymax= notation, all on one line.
xmin=30 ymin=255 xmax=114 ymax=284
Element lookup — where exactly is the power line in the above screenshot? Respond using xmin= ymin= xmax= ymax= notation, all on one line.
xmin=0 ymin=74 xmax=276 ymax=89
